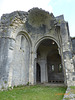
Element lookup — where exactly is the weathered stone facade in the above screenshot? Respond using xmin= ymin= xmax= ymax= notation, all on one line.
xmin=0 ymin=8 xmax=75 ymax=89
xmin=72 ymin=37 xmax=75 ymax=70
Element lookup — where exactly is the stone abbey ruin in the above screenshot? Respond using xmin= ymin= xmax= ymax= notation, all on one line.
xmin=0 ymin=8 xmax=75 ymax=89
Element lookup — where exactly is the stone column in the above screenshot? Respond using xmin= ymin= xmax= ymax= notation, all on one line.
xmin=40 ymin=59 xmax=47 ymax=83
xmin=0 ymin=37 xmax=10 ymax=89
xmin=8 ymin=39 xmax=15 ymax=87
xmin=60 ymin=22 xmax=74 ymax=86
xmin=29 ymin=51 xmax=36 ymax=85
xmin=34 ymin=58 xmax=37 ymax=84
xmin=45 ymin=63 xmax=48 ymax=82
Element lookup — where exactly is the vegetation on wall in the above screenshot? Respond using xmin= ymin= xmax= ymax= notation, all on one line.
xmin=27 ymin=8 xmax=54 ymax=28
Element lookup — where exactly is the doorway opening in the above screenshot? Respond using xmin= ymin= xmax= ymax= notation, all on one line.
xmin=47 ymin=53 xmax=64 ymax=83
xmin=36 ymin=38 xmax=64 ymax=84
xmin=36 ymin=63 xmax=41 ymax=83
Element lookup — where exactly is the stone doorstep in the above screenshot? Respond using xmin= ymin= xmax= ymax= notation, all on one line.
xmin=38 ymin=83 xmax=65 ymax=87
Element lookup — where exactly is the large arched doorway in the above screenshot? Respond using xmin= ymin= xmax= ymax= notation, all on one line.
xmin=36 ymin=39 xmax=64 ymax=84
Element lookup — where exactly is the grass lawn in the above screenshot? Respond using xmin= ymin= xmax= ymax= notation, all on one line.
xmin=0 ymin=85 xmax=67 ymax=100
xmin=70 ymin=86 xmax=75 ymax=94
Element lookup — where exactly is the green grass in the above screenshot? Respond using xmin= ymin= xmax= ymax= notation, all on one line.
xmin=70 ymin=86 xmax=75 ymax=89
xmin=0 ymin=85 xmax=67 ymax=100
xmin=70 ymin=86 xmax=75 ymax=94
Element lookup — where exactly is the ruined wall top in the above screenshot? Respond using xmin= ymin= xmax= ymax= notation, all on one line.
xmin=0 ymin=8 xmax=65 ymax=27
xmin=0 ymin=11 xmax=27 ymax=26
xmin=0 ymin=8 xmax=66 ymax=36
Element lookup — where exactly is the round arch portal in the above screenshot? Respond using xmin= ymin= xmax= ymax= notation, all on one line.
xmin=35 ymin=38 xmax=64 ymax=84
xmin=34 ymin=36 xmax=60 ymax=53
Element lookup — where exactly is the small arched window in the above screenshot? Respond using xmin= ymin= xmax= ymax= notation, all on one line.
xmin=59 ymin=64 xmax=62 ymax=72
xmin=52 ymin=65 xmax=54 ymax=71
xmin=20 ymin=36 xmax=25 ymax=51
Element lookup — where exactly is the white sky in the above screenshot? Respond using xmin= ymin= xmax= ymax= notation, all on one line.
xmin=0 ymin=0 xmax=52 ymax=15
xmin=0 ymin=0 xmax=75 ymax=37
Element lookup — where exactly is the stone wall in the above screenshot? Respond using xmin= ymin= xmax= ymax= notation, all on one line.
xmin=0 ymin=8 xmax=75 ymax=89
xmin=71 ymin=37 xmax=75 ymax=69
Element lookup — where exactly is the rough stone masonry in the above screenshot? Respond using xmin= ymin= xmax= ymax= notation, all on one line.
xmin=0 ymin=8 xmax=75 ymax=89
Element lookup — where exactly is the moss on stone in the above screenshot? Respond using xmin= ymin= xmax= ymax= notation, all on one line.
xmin=10 ymin=16 xmax=13 ymax=21
xmin=28 ymin=8 xmax=54 ymax=28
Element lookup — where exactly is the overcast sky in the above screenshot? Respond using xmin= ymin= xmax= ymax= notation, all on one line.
xmin=0 ymin=0 xmax=75 ymax=37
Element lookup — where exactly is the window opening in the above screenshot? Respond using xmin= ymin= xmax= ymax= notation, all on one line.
xmin=20 ymin=36 xmax=25 ymax=51
xmin=52 ymin=65 xmax=54 ymax=71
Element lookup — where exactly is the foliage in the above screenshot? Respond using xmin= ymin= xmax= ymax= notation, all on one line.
xmin=28 ymin=8 xmax=54 ymax=28
xmin=70 ymin=86 xmax=75 ymax=94
xmin=70 ymin=86 xmax=75 ymax=89
xmin=4 ymin=81 xmax=7 ymax=84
